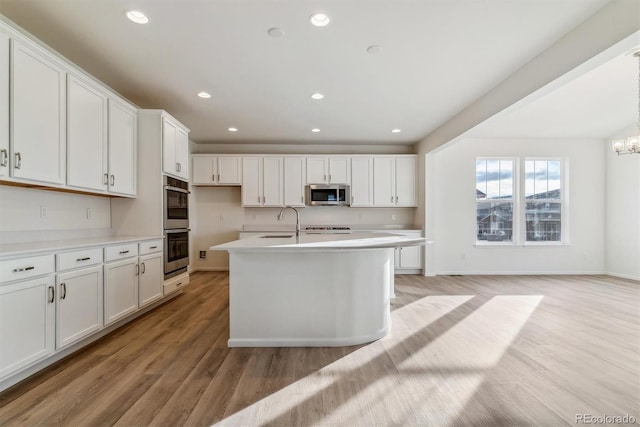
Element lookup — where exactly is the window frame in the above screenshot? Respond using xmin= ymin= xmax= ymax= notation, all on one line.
xmin=474 ymin=156 xmax=568 ymax=247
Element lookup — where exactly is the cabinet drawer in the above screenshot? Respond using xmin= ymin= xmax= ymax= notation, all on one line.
xmin=164 ymin=272 xmax=189 ymax=295
xmin=104 ymin=243 xmax=138 ymax=262
xmin=139 ymin=239 xmax=163 ymax=255
xmin=57 ymin=247 xmax=103 ymax=271
xmin=0 ymin=254 xmax=55 ymax=284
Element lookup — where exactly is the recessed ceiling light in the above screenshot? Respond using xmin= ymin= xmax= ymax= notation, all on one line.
xmin=228 ymin=127 xmax=238 ymax=132
xmin=391 ymin=129 xmax=402 ymax=133
xmin=367 ymin=45 xmax=382 ymax=54
xmin=310 ymin=13 xmax=330 ymax=27
xmin=312 ymin=128 xmax=321 ymax=133
xmin=311 ymin=93 xmax=324 ymax=100
xmin=267 ymin=27 xmax=285 ymax=38
xmin=197 ymin=92 xmax=211 ymax=99
xmin=125 ymin=10 xmax=149 ymax=24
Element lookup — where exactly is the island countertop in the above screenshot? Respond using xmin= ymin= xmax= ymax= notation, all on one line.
xmin=210 ymin=232 xmax=430 ymax=252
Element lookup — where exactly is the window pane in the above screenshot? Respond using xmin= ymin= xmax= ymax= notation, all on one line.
xmin=525 ymin=202 xmax=562 ymax=241
xmin=499 ymin=160 xmax=513 ymax=198
xmin=476 ymin=201 xmax=513 ymax=242
xmin=525 ymin=160 xmax=535 ymax=198
xmin=486 ymin=160 xmax=500 ymax=199
xmin=476 ymin=159 xmax=487 ymax=199
xmin=547 ymin=160 xmax=561 ymax=198
xmin=534 ymin=160 xmax=548 ymax=198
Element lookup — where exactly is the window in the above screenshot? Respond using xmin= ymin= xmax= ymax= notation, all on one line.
xmin=476 ymin=157 xmax=564 ymax=245
xmin=476 ymin=159 xmax=514 ymax=243
xmin=525 ymin=159 xmax=562 ymax=242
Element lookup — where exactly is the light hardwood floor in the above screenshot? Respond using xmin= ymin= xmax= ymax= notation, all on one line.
xmin=1 ymin=273 xmax=638 ymax=426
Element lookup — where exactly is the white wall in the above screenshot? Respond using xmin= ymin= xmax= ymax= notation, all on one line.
xmin=605 ymin=125 xmax=640 ymax=280
xmin=429 ymin=138 xmax=605 ymax=275
xmin=0 ymin=186 xmax=112 ymax=244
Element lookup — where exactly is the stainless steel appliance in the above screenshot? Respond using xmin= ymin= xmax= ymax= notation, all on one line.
xmin=163 ymin=176 xmax=189 ymax=230
xmin=164 ymin=228 xmax=189 ymax=279
xmin=305 ymin=184 xmax=350 ymax=206
xmin=163 ymin=176 xmax=190 ymax=279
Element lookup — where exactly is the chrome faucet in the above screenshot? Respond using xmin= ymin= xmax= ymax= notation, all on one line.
xmin=277 ymin=206 xmax=301 ymax=236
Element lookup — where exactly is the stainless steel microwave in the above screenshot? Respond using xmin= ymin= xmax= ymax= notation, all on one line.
xmin=306 ymin=184 xmax=350 ymax=206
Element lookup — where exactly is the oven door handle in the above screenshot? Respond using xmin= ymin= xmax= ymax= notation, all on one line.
xmin=164 ymin=185 xmax=190 ymax=194
xmin=164 ymin=228 xmax=191 ymax=233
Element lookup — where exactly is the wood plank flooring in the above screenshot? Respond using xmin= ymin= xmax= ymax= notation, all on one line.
xmin=1 ymin=273 xmax=638 ymax=426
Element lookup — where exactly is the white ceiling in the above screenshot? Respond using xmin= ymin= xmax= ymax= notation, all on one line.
xmin=0 ymin=0 xmax=613 ymax=145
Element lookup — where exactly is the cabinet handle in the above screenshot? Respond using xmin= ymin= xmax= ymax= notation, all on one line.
xmin=218 ymin=174 xmax=221 ymax=182
xmin=351 ymin=195 xmax=354 ymax=204
xmin=212 ymin=174 xmax=216 ymax=182
xmin=329 ymin=174 xmax=332 ymax=182
xmin=60 ymin=283 xmax=67 ymax=300
xmin=76 ymin=257 xmax=91 ymax=262
xmin=149 ymin=246 xmax=158 ymax=249
xmin=324 ymin=174 xmax=326 ymax=182
xmin=119 ymin=250 xmax=130 ymax=255
xmin=391 ymin=196 xmax=393 ymax=203
xmin=176 ymin=162 xmax=181 ymax=172
xmin=141 ymin=262 xmax=146 ymax=274
xmin=103 ymin=173 xmax=108 ymax=185
xmin=395 ymin=196 xmax=398 ymax=203
xmin=14 ymin=152 xmax=21 ymax=169
xmin=176 ymin=282 xmax=182 ymax=287
xmin=110 ymin=175 xmax=115 ymax=186
xmin=0 ymin=149 xmax=7 ymax=167
xmin=48 ymin=286 xmax=55 ymax=303
xmin=13 ymin=266 xmax=35 ymax=272
xmin=301 ymin=195 xmax=304 ymax=203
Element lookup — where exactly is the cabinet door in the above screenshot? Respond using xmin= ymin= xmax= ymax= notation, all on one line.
xmin=162 ymin=119 xmax=177 ymax=176
xmin=67 ymin=75 xmax=108 ymax=192
xmin=242 ymin=157 xmax=262 ymax=207
xmin=373 ymin=156 xmax=395 ymax=207
xmin=218 ymin=156 xmax=242 ymax=184
xmin=0 ymin=30 xmax=9 ymax=177
xmin=192 ymin=156 xmax=216 ymax=184
xmin=328 ymin=156 xmax=350 ymax=184
xmin=395 ymin=156 xmax=417 ymax=207
xmin=11 ymin=40 xmax=66 ymax=185
xmin=284 ymin=156 xmax=306 ymax=207
xmin=175 ymin=127 xmax=189 ymax=180
xmin=350 ymin=157 xmax=373 ymax=207
xmin=398 ymin=246 xmax=422 ymax=269
xmin=56 ymin=266 xmax=103 ymax=349
xmin=306 ymin=157 xmax=328 ymax=184
xmin=0 ymin=275 xmax=55 ymax=379
xmin=104 ymin=258 xmax=138 ymax=326
xmin=138 ymin=253 xmax=163 ymax=307
xmin=108 ymin=99 xmax=137 ymax=196
xmin=263 ymin=157 xmax=283 ymax=207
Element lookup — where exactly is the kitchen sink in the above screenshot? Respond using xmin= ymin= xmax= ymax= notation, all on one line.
xmin=260 ymin=235 xmax=294 ymax=238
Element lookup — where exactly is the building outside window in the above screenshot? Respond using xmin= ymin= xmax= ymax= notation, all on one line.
xmin=476 ymin=157 xmax=564 ymax=245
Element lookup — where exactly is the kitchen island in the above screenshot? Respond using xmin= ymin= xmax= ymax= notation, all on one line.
xmin=210 ymin=232 xmax=429 ymax=347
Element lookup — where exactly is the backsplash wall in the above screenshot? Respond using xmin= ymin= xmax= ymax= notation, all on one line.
xmin=190 ymin=186 xmax=415 ymax=271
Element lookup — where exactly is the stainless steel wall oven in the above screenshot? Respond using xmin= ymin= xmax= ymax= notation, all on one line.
xmin=163 ymin=176 xmax=190 ymax=279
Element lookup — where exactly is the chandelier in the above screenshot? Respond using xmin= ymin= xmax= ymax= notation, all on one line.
xmin=612 ymin=51 xmax=640 ymax=155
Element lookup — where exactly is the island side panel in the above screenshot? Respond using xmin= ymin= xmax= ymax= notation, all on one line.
xmin=227 ymin=248 xmax=393 ymax=347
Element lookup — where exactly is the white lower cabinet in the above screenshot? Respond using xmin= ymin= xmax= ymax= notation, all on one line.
xmin=395 ymin=246 xmax=422 ymax=270
xmin=138 ymin=253 xmax=163 ymax=307
xmin=56 ymin=265 xmax=103 ymax=349
xmin=0 ymin=275 xmax=55 ymax=380
xmin=103 ymin=257 xmax=138 ymax=326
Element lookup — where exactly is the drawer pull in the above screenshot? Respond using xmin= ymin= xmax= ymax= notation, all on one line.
xmin=149 ymin=246 xmax=158 ymax=249
xmin=119 ymin=250 xmax=130 ymax=255
xmin=176 ymin=282 xmax=182 ymax=287
xmin=13 ymin=266 xmax=35 ymax=273
xmin=76 ymin=257 xmax=91 ymax=262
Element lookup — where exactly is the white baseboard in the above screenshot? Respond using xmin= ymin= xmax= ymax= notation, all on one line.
xmin=189 ymin=266 xmax=229 ymax=273
xmin=435 ymin=270 xmax=607 ymax=276
xmin=606 ymin=272 xmax=640 ymax=281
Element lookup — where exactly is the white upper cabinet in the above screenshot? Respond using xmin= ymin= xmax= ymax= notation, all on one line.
xmin=306 ymin=156 xmax=350 ymax=184
xmin=108 ymin=99 xmax=137 ymax=196
xmin=67 ymin=75 xmax=108 ymax=192
xmin=11 ymin=40 xmax=66 ymax=185
xmin=350 ymin=157 xmax=373 ymax=207
xmin=192 ymin=155 xmax=242 ymax=186
xmin=163 ymin=117 xmax=189 ymax=180
xmin=373 ymin=155 xmax=417 ymax=207
xmin=241 ymin=156 xmax=283 ymax=207
xmin=283 ymin=156 xmax=306 ymax=207
xmin=0 ymin=30 xmax=8 ymax=178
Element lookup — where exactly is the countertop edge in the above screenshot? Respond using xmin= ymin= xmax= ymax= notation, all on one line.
xmin=0 ymin=235 xmax=164 ymax=258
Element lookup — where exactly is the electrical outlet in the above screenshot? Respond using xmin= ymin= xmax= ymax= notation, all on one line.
xmin=40 ymin=206 xmax=47 ymax=219
xmin=199 ymin=250 xmax=207 ymax=259
xmin=86 ymin=208 xmax=92 ymax=220
xmin=391 ymin=214 xmax=396 ymax=221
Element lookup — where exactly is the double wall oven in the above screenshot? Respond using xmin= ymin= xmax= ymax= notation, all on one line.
xmin=164 ymin=176 xmax=190 ymax=279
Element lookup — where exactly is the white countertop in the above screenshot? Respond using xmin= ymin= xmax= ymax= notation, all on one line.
xmin=0 ymin=235 xmax=163 ymax=258
xmin=241 ymin=224 xmax=422 ymax=232
xmin=211 ymin=232 xmax=431 ymax=252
